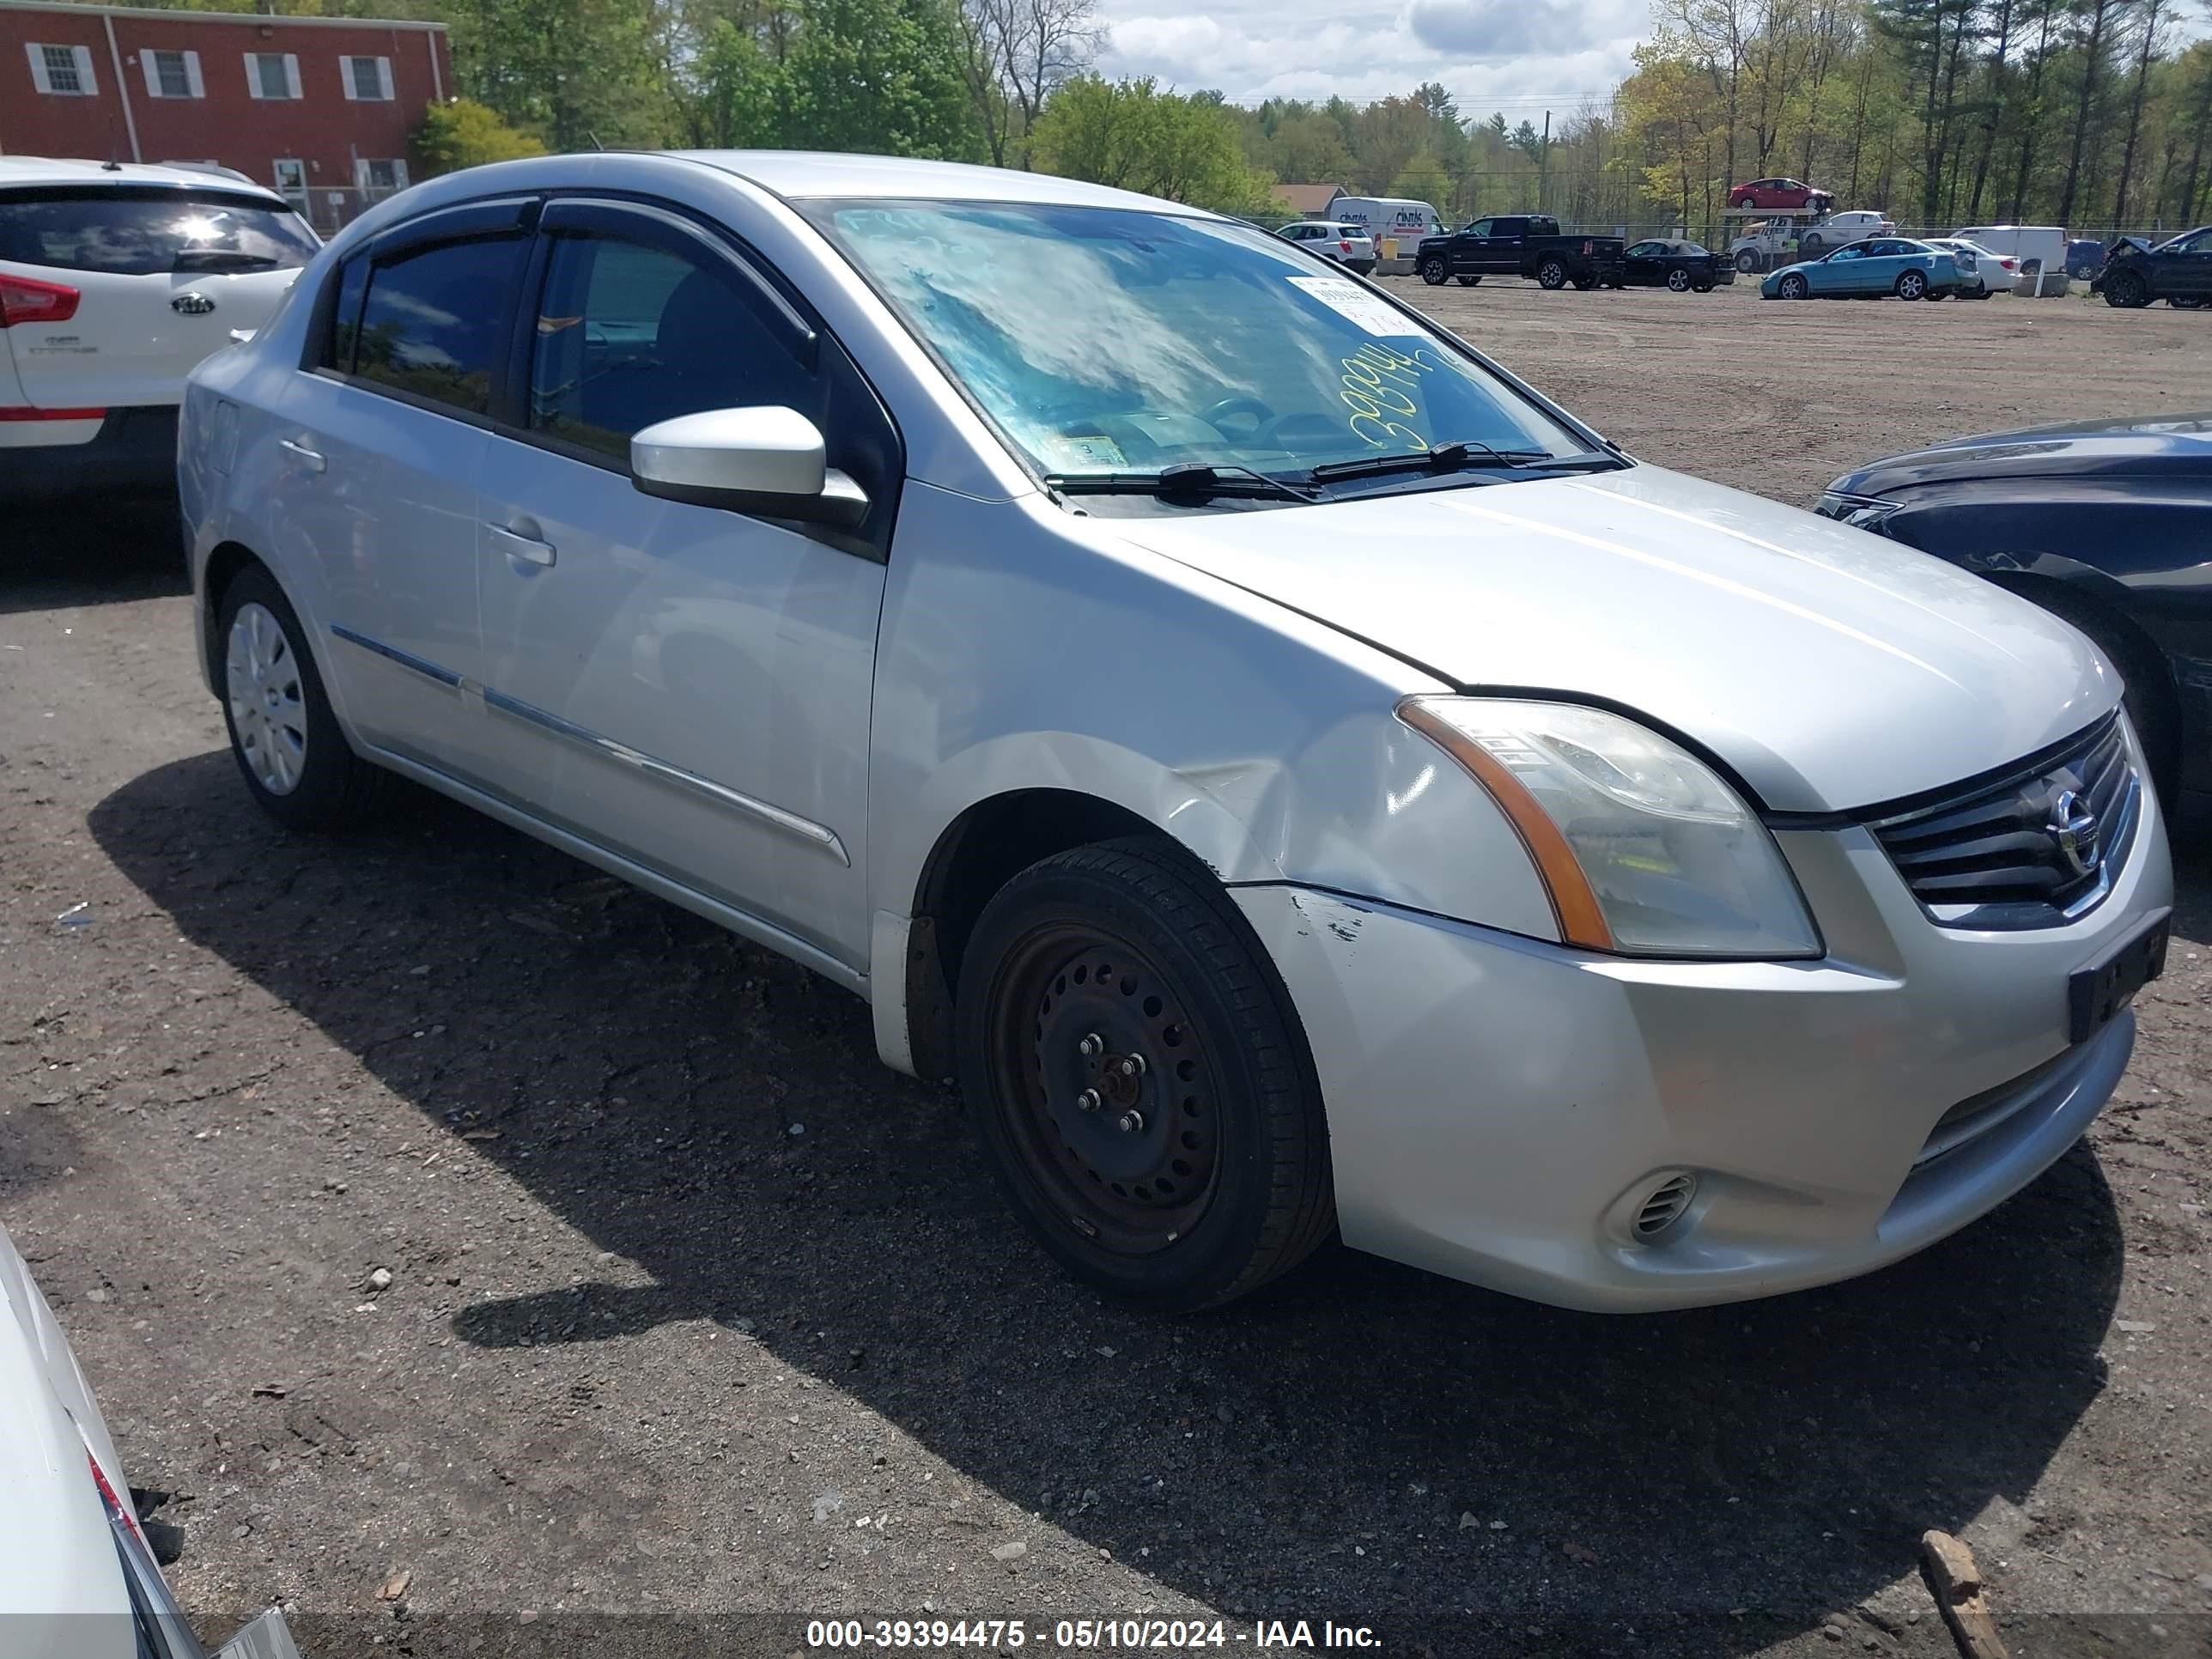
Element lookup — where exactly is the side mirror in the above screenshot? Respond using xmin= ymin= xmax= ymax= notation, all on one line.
xmin=630 ymin=406 xmax=869 ymax=531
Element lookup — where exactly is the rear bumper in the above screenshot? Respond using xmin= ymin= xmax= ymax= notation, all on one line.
xmin=0 ymin=405 xmax=178 ymax=504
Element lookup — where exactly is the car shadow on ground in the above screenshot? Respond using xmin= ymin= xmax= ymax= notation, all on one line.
xmin=2 ymin=503 xmax=190 ymax=615
xmin=91 ymin=752 xmax=2148 ymax=1655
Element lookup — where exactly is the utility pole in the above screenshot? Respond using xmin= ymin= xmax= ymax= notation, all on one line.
xmin=1538 ymin=109 xmax=1551 ymax=213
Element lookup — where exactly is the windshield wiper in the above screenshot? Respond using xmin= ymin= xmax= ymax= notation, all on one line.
xmin=1308 ymin=441 xmax=1620 ymax=486
xmin=1043 ymin=463 xmax=1318 ymax=504
xmin=172 ymin=250 xmax=281 ymax=272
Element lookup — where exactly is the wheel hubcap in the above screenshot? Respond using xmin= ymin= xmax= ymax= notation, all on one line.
xmin=226 ymin=601 xmax=307 ymax=795
xmin=1000 ymin=931 xmax=1220 ymax=1251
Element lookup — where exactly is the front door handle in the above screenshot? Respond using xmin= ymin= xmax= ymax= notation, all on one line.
xmin=278 ymin=438 xmax=325 ymax=473
xmin=489 ymin=522 xmax=556 ymax=568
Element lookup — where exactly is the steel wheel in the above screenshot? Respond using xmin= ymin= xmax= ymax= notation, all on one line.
xmin=227 ymin=601 xmax=308 ymax=795
xmin=957 ymin=838 xmax=1334 ymax=1310
xmin=989 ymin=923 xmax=1222 ymax=1255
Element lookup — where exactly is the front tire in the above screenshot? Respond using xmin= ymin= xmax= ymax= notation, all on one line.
xmin=1536 ymin=258 xmax=1569 ymax=290
xmin=2104 ymin=270 xmax=2148 ymax=308
xmin=1419 ymin=255 xmax=1449 ymax=285
xmin=957 ymin=838 xmax=1335 ymax=1311
xmin=1455 ymin=273 xmax=1481 ymax=286
xmin=1778 ymin=272 xmax=1809 ymax=300
xmin=216 ymin=565 xmax=387 ymax=830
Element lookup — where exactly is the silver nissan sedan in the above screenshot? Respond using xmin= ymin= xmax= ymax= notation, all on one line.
xmin=179 ymin=153 xmax=2173 ymax=1313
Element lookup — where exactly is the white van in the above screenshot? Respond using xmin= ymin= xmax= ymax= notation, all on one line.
xmin=1328 ymin=197 xmax=1446 ymax=254
xmin=1952 ymin=225 xmax=2065 ymax=273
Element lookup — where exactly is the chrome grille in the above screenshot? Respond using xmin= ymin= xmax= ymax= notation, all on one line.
xmin=1868 ymin=716 xmax=2139 ymax=930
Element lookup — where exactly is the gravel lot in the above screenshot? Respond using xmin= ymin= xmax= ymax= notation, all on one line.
xmin=3 ymin=280 xmax=2209 ymax=1659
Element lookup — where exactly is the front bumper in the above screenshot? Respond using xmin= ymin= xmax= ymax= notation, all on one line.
xmin=0 ymin=405 xmax=179 ymax=504
xmin=1237 ymin=765 xmax=2172 ymax=1312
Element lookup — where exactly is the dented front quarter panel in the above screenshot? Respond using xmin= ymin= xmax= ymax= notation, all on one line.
xmin=865 ymin=484 xmax=1562 ymax=1066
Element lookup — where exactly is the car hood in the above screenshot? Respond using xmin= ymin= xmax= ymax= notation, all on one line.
xmin=1114 ymin=465 xmax=2118 ymax=813
xmin=1830 ymin=416 xmax=2212 ymax=495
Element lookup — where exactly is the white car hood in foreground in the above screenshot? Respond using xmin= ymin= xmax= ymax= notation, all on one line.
xmin=0 ymin=1229 xmax=134 ymax=1655
xmin=1118 ymin=464 xmax=2118 ymax=813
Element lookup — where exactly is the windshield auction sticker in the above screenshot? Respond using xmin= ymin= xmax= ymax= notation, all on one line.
xmin=1286 ymin=276 xmax=1432 ymax=339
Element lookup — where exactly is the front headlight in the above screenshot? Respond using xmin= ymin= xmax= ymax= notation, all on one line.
xmin=1397 ymin=697 xmax=1822 ymax=959
xmin=1814 ymin=491 xmax=1902 ymax=532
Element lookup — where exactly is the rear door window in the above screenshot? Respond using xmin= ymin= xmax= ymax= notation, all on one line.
xmin=0 ymin=187 xmax=319 ymax=274
xmin=354 ymin=237 xmax=526 ymax=416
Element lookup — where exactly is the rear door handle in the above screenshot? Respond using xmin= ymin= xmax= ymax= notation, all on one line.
xmin=489 ymin=522 xmax=556 ymax=568
xmin=278 ymin=438 xmax=325 ymax=473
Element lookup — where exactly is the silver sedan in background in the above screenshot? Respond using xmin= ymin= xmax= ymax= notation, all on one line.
xmin=179 ymin=152 xmax=2171 ymax=1315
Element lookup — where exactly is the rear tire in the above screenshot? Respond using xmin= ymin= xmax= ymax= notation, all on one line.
xmin=1536 ymin=258 xmax=1569 ymax=290
xmin=1666 ymin=268 xmax=1692 ymax=292
xmin=956 ymin=837 xmax=1335 ymax=1311
xmin=1801 ymin=235 xmax=1825 ymax=257
xmin=216 ymin=565 xmax=387 ymax=831
xmin=1455 ymin=273 xmax=1481 ymax=286
xmin=1896 ymin=270 xmax=1928 ymax=301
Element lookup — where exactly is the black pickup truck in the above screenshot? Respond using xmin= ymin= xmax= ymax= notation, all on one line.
xmin=1414 ymin=215 xmax=1628 ymax=290
xmin=2092 ymin=225 xmax=2212 ymax=308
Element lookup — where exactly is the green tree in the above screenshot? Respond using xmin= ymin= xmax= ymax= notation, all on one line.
xmin=413 ymin=97 xmax=548 ymax=175
xmin=1032 ymin=76 xmax=1273 ymax=211
xmin=783 ymin=0 xmax=982 ymax=156
xmin=1391 ymin=151 xmax=1453 ymax=204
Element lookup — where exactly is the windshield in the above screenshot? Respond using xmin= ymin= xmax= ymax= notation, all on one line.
xmin=816 ymin=200 xmax=1590 ymax=482
xmin=0 ymin=187 xmax=319 ymax=275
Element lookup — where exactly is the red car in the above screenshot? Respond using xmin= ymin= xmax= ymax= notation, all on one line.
xmin=1729 ymin=177 xmax=1834 ymax=211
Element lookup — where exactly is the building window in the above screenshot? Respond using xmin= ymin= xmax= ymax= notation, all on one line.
xmin=244 ymin=52 xmax=301 ymax=100
xmin=341 ymin=55 xmax=392 ymax=101
xmin=141 ymin=49 xmax=204 ymax=100
xmin=27 ymin=42 xmax=98 ymax=95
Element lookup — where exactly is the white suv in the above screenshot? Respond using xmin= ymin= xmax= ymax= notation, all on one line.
xmin=1 ymin=157 xmax=319 ymax=507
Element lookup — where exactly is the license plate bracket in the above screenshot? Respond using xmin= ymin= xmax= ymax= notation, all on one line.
xmin=2068 ymin=909 xmax=2170 ymax=1043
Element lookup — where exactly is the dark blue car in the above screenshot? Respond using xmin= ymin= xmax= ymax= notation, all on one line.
xmin=1821 ymin=415 xmax=2212 ymax=821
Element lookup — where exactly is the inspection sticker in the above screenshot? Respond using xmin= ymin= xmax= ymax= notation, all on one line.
xmin=1287 ymin=275 xmax=1432 ymax=337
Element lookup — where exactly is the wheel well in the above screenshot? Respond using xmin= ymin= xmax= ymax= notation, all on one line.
xmin=902 ymin=789 xmax=1162 ymax=1082
xmin=1985 ymin=572 xmax=2182 ymax=775
xmin=200 ymin=541 xmax=265 ymax=683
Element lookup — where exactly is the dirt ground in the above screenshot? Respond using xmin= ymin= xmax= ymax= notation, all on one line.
xmin=3 ymin=280 xmax=2210 ymax=1659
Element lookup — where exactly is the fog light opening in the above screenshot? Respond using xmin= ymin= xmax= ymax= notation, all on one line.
xmin=1632 ymin=1171 xmax=1698 ymax=1241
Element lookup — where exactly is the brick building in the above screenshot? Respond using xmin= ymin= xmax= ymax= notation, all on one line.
xmin=0 ymin=0 xmax=451 ymax=228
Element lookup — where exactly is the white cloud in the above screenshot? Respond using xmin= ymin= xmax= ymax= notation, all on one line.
xmin=1097 ymin=0 xmax=1651 ymax=112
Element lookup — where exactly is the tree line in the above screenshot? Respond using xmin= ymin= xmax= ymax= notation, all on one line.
xmin=76 ymin=0 xmax=2212 ymax=238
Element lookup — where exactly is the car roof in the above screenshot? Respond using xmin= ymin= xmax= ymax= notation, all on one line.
xmin=0 ymin=155 xmax=287 ymax=202
xmin=667 ymin=150 xmax=1218 ymax=215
